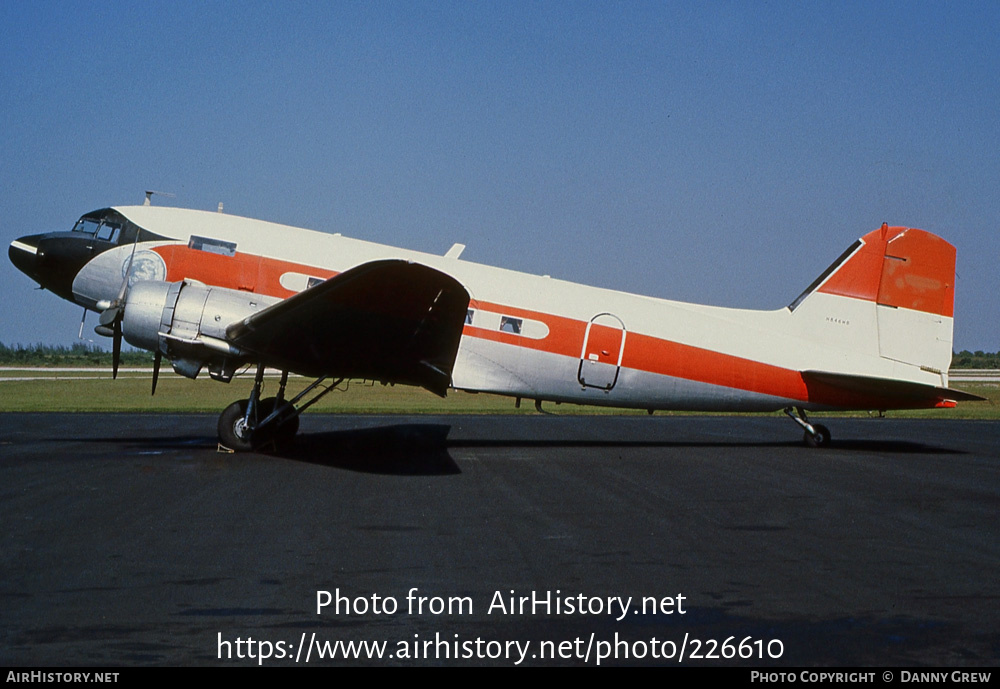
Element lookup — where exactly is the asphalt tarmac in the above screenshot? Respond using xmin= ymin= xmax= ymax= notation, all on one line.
xmin=2 ymin=413 xmax=998 ymax=666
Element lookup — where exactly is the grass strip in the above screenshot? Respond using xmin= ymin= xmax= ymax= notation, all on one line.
xmin=0 ymin=374 xmax=996 ymax=419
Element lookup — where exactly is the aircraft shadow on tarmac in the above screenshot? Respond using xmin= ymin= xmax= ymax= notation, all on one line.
xmin=262 ymin=428 xmax=965 ymax=474
xmin=275 ymin=423 xmax=460 ymax=475
xmin=60 ymin=419 xmax=964 ymax=476
xmin=443 ymin=437 xmax=963 ymax=454
xmin=52 ymin=424 xmax=462 ymax=476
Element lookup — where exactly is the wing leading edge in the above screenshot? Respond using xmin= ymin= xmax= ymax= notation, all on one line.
xmin=227 ymin=259 xmax=470 ymax=397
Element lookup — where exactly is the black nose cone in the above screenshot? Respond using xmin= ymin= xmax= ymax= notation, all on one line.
xmin=10 ymin=232 xmax=97 ymax=302
xmin=9 ymin=234 xmax=41 ymax=280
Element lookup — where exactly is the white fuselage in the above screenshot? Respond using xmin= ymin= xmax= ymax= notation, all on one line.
xmin=68 ymin=206 xmax=952 ymax=412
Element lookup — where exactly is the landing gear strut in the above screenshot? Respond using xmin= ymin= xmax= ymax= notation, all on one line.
xmin=784 ymin=406 xmax=831 ymax=448
xmin=217 ymin=365 xmax=343 ymax=452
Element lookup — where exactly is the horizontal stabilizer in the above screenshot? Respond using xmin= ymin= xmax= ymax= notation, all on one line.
xmin=803 ymin=370 xmax=986 ymax=407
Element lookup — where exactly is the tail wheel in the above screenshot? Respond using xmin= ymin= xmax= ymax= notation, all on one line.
xmin=804 ymin=423 xmax=831 ymax=448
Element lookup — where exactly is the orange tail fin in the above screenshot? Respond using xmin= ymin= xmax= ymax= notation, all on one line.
xmin=791 ymin=224 xmax=956 ymax=375
xmin=816 ymin=223 xmax=955 ymax=317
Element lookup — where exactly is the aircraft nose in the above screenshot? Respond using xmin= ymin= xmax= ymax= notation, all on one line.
xmin=8 ymin=234 xmax=41 ymax=279
xmin=10 ymin=232 xmax=97 ymax=302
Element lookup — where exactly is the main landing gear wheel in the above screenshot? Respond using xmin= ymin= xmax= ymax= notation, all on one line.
xmin=217 ymin=397 xmax=301 ymax=453
xmin=217 ymin=364 xmax=342 ymax=453
xmin=804 ymin=423 xmax=831 ymax=449
xmin=218 ymin=399 xmax=254 ymax=452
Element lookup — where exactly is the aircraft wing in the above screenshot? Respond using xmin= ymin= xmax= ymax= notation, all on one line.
xmin=802 ymin=370 xmax=987 ymax=407
xmin=226 ymin=259 xmax=470 ymax=397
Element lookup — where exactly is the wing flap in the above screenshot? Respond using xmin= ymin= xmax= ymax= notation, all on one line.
xmin=227 ymin=260 xmax=470 ymax=396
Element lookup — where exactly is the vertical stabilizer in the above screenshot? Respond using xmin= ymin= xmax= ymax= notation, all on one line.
xmin=792 ymin=224 xmax=956 ymax=375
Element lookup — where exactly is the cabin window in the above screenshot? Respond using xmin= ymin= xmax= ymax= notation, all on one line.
xmin=464 ymin=308 xmax=549 ymax=339
xmin=500 ymin=316 xmax=522 ymax=334
xmin=306 ymin=276 xmax=324 ymax=289
xmin=189 ymin=235 xmax=237 ymax=257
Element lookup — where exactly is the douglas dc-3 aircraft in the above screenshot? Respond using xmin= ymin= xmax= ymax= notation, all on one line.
xmin=8 ymin=202 xmax=981 ymax=451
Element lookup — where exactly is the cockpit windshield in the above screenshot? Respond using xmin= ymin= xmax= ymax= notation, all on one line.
xmin=69 ymin=210 xmax=138 ymax=244
xmin=72 ymin=217 xmax=121 ymax=243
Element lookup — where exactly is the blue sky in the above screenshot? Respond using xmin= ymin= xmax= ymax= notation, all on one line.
xmin=2 ymin=1 xmax=998 ymax=351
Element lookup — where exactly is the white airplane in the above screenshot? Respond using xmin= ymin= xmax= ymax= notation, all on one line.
xmin=8 ymin=203 xmax=981 ymax=450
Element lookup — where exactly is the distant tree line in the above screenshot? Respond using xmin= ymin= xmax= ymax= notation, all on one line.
xmin=0 ymin=342 xmax=153 ymax=366
xmin=1 ymin=341 xmax=997 ymax=369
xmin=952 ymin=350 xmax=1000 ymax=369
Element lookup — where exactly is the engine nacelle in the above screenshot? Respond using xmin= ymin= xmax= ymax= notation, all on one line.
xmin=122 ymin=280 xmax=279 ymax=381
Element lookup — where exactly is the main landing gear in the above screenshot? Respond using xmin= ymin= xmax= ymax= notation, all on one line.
xmin=784 ymin=406 xmax=831 ymax=448
xmin=217 ymin=364 xmax=343 ymax=452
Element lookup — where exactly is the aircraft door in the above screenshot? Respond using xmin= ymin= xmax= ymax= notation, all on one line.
xmin=578 ymin=313 xmax=626 ymax=390
xmin=237 ymin=254 xmax=261 ymax=291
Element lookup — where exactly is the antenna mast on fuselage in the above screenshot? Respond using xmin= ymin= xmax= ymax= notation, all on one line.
xmin=143 ymin=190 xmax=176 ymax=206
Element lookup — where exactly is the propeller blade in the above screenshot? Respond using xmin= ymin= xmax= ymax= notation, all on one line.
xmin=112 ymin=318 xmax=122 ymax=379
xmin=98 ymin=306 xmax=122 ymax=327
xmin=151 ymin=351 xmax=161 ymax=396
xmin=116 ymin=230 xmax=142 ymax=303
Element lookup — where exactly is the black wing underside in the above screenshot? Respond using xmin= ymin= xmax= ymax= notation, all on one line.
xmin=227 ymin=260 xmax=470 ymax=397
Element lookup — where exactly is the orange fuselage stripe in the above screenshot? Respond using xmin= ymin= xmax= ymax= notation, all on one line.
xmin=151 ymin=245 xmax=940 ymax=409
